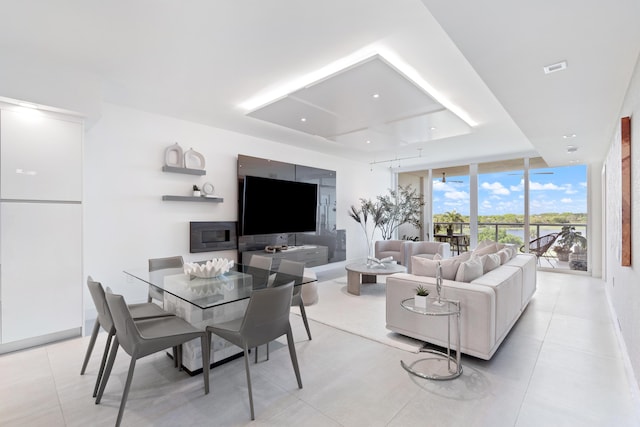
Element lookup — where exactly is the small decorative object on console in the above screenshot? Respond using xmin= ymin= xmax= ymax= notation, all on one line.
xmin=192 ymin=185 xmax=201 ymax=197
xmin=184 ymin=258 xmax=234 ymax=278
xmin=265 ymin=245 xmax=288 ymax=253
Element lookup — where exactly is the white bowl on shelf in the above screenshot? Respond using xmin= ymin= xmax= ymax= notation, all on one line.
xmin=184 ymin=258 xmax=234 ymax=278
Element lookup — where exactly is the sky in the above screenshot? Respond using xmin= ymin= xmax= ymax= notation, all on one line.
xmin=432 ymin=165 xmax=587 ymax=216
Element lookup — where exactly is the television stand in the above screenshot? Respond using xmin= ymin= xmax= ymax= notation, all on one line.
xmin=242 ymin=245 xmax=328 ymax=269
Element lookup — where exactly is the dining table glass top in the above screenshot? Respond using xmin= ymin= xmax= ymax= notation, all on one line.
xmin=124 ymin=263 xmax=316 ymax=310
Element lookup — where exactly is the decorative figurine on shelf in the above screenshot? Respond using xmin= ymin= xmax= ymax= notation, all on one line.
xmin=184 ymin=147 xmax=205 ymax=170
xmin=192 ymin=185 xmax=201 ymax=197
xmin=433 ymin=260 xmax=445 ymax=306
xmin=164 ymin=142 xmax=184 ymax=167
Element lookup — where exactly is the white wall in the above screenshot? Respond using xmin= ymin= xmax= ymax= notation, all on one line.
xmin=603 ymin=52 xmax=640 ymax=388
xmin=83 ymin=102 xmax=391 ymax=317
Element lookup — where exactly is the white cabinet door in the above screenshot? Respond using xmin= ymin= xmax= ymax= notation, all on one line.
xmin=0 ymin=109 xmax=82 ymax=201
xmin=0 ymin=202 xmax=82 ymax=343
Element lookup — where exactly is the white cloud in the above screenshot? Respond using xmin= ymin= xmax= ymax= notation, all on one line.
xmin=561 ymin=198 xmax=572 ymax=203
xmin=444 ymin=190 xmax=469 ymax=201
xmin=481 ymin=181 xmax=510 ymax=195
xmin=529 ymin=181 xmax=564 ymax=191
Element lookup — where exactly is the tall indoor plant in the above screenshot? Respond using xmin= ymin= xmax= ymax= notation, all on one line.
xmin=348 ymin=185 xmax=424 ymax=256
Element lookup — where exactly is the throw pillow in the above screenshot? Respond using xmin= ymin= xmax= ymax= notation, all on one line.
xmin=472 ymin=243 xmax=498 ymax=257
xmin=455 ymin=256 xmax=484 ymax=282
xmin=412 ymin=256 xmax=461 ymax=280
xmin=433 ymin=253 xmax=442 ymax=260
xmin=497 ymin=248 xmax=510 ymax=264
xmin=453 ymin=251 xmax=472 ymax=263
xmin=480 ymin=253 xmax=501 ymax=273
xmin=475 ymin=239 xmax=494 ymax=250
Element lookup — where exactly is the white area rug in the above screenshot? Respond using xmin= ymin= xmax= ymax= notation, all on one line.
xmin=291 ymin=276 xmax=424 ymax=353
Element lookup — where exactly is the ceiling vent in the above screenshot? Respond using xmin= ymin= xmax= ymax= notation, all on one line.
xmin=543 ymin=61 xmax=568 ymax=74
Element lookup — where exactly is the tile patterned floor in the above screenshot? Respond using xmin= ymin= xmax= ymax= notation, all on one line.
xmin=1 ymin=271 xmax=638 ymax=426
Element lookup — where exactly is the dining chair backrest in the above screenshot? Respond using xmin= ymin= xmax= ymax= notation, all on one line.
xmin=87 ymin=276 xmax=115 ymax=333
xmin=248 ymin=254 xmax=272 ymax=271
xmin=271 ymin=259 xmax=305 ymax=288
xmin=240 ymin=281 xmax=294 ymax=348
xmin=105 ymin=292 xmax=142 ymax=356
xmin=247 ymin=254 xmax=273 ymax=288
xmin=149 ymin=256 xmax=184 ymax=272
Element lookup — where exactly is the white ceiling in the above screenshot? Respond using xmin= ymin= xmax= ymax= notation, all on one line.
xmin=1 ymin=0 xmax=639 ymax=171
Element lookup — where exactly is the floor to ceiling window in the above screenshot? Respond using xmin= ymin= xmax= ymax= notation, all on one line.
xmin=431 ymin=166 xmax=470 ymax=254
xmin=399 ymin=157 xmax=589 ymax=273
xmin=477 ymin=159 xmax=526 ymax=248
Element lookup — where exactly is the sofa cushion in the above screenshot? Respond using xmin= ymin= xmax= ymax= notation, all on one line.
xmin=497 ymin=248 xmax=511 ymax=264
xmin=455 ymin=256 xmax=484 ymax=282
xmin=480 ymin=253 xmax=501 ymax=273
xmin=412 ymin=256 xmax=460 ymax=280
xmin=473 ymin=243 xmax=498 ymax=257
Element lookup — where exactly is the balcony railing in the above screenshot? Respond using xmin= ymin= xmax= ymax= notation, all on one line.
xmin=432 ymin=222 xmax=588 ymax=270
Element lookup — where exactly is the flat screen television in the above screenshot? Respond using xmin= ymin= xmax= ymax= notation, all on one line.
xmin=240 ymin=175 xmax=318 ymax=236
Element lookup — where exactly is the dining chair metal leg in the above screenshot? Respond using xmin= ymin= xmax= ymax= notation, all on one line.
xmin=298 ymin=301 xmax=312 ymax=341
xmin=116 ymin=356 xmax=138 ymax=427
xmin=93 ymin=330 xmax=115 ymax=397
xmin=286 ymin=327 xmax=303 ymax=389
xmin=200 ymin=335 xmax=210 ymax=394
xmin=243 ymin=344 xmax=255 ymax=420
xmin=95 ymin=336 xmax=119 ymax=404
xmin=80 ymin=320 xmax=101 ymax=375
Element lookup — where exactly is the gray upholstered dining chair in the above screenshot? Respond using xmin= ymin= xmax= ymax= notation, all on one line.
xmin=247 ymin=254 xmax=273 ymax=289
xmin=96 ymin=291 xmax=210 ymax=427
xmin=257 ymin=259 xmax=310 ymax=362
xmin=147 ymin=255 xmax=184 ymax=304
xmin=206 ymin=281 xmax=302 ymax=420
xmin=276 ymin=259 xmax=311 ymax=341
xmin=81 ymin=276 xmax=175 ymax=397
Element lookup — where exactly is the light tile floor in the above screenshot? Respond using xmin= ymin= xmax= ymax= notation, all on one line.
xmin=1 ymin=271 xmax=639 ymax=426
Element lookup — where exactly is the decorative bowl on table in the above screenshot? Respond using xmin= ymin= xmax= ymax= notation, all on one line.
xmin=184 ymin=258 xmax=234 ymax=278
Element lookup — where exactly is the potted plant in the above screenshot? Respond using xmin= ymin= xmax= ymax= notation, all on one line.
xmin=414 ymin=284 xmax=429 ymax=308
xmin=553 ymin=225 xmax=587 ymax=263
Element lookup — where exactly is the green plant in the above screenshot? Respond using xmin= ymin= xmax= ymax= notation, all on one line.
xmin=415 ymin=284 xmax=429 ymax=296
xmin=554 ymin=225 xmax=587 ymax=252
xmin=376 ymin=185 xmax=424 ymax=239
xmin=348 ymin=185 xmax=424 ymax=241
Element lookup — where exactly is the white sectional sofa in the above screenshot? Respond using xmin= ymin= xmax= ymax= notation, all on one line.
xmin=385 ymin=243 xmax=536 ymax=360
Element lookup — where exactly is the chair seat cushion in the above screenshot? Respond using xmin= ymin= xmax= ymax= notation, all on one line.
xmin=128 ymin=303 xmax=174 ymax=320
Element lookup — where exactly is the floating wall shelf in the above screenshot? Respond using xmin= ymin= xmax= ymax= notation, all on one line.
xmin=162 ymin=165 xmax=206 ymax=176
xmin=162 ymin=195 xmax=223 ymax=203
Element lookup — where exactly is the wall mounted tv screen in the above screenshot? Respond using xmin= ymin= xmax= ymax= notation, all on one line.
xmin=241 ymin=175 xmax=318 ymax=236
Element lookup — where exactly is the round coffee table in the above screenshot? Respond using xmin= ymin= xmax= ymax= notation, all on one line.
xmin=345 ymin=261 xmax=406 ymax=295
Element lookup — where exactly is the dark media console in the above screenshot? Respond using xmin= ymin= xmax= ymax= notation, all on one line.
xmin=242 ymin=245 xmax=329 ymax=270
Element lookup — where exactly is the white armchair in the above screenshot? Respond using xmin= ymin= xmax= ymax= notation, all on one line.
xmin=374 ymin=240 xmax=406 ymax=264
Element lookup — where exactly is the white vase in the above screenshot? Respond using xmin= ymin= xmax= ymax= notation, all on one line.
xmin=414 ymin=294 xmax=428 ymax=308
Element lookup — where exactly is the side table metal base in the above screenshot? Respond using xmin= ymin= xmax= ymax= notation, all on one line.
xmin=401 ymin=349 xmax=462 ymax=380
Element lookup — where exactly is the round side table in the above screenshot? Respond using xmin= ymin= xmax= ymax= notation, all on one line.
xmin=400 ymin=296 xmax=462 ymax=380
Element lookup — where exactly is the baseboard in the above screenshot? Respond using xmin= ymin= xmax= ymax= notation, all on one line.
xmin=0 ymin=327 xmax=81 ymax=355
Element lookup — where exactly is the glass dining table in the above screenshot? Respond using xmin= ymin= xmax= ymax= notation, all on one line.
xmin=123 ymin=263 xmax=317 ymax=373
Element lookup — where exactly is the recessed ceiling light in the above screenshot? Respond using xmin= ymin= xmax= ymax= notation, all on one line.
xmin=366 ymin=140 xmax=371 ymax=144
xmin=372 ymin=93 xmax=380 ymax=99
xmin=430 ymin=127 xmax=436 ymax=130
xmin=563 ymin=133 xmax=576 ymax=139
xmin=543 ymin=60 xmax=568 ymax=74
xmin=300 ymin=117 xmax=307 ymax=122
